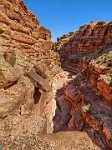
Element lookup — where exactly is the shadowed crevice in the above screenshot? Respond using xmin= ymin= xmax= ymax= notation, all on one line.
xmin=33 ymin=87 xmax=41 ymax=104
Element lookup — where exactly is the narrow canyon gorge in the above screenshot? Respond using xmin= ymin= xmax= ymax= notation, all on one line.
xmin=0 ymin=0 xmax=112 ymax=150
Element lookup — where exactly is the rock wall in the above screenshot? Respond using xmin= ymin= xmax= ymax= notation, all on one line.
xmin=0 ymin=0 xmax=61 ymax=141
xmin=55 ymin=21 xmax=112 ymax=71
xmin=0 ymin=0 xmax=111 ymax=150
xmin=54 ymin=21 xmax=112 ymax=149
xmin=0 ymin=1 xmax=99 ymax=150
xmin=0 ymin=0 xmax=60 ymax=80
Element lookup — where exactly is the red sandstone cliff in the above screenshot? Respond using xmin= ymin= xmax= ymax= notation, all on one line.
xmin=0 ymin=1 xmax=99 ymax=150
xmin=0 ymin=0 xmax=61 ymax=146
xmin=54 ymin=21 xmax=112 ymax=149
xmin=0 ymin=0 xmax=111 ymax=150
xmin=55 ymin=21 xmax=112 ymax=71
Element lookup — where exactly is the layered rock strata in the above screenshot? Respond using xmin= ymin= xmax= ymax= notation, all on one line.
xmin=0 ymin=0 xmax=61 ymax=142
xmin=55 ymin=21 xmax=112 ymax=72
xmin=0 ymin=0 xmax=111 ymax=150
xmin=0 ymin=0 xmax=60 ymax=79
xmin=0 ymin=1 xmax=98 ymax=150
xmin=54 ymin=22 xmax=112 ymax=149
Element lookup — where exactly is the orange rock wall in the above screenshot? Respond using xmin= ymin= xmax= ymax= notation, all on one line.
xmin=56 ymin=21 xmax=112 ymax=70
xmin=0 ymin=0 xmax=60 ymax=78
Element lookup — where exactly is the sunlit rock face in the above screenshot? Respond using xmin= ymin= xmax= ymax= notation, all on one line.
xmin=55 ymin=21 xmax=112 ymax=71
xmin=0 ymin=0 xmax=61 ymax=143
xmin=54 ymin=21 xmax=112 ymax=149
xmin=0 ymin=0 xmax=60 ymax=79
xmin=0 ymin=0 xmax=111 ymax=150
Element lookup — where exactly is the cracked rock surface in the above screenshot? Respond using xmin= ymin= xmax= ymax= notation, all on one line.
xmin=0 ymin=0 xmax=112 ymax=150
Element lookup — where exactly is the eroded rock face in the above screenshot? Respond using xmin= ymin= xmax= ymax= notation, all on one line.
xmin=0 ymin=1 xmax=97 ymax=150
xmin=0 ymin=0 xmax=60 ymax=78
xmin=0 ymin=0 xmax=111 ymax=150
xmin=55 ymin=21 xmax=112 ymax=72
xmin=0 ymin=0 xmax=60 ymax=142
xmin=54 ymin=22 xmax=112 ymax=149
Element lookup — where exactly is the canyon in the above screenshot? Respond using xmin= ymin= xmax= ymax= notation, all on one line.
xmin=0 ymin=0 xmax=112 ymax=150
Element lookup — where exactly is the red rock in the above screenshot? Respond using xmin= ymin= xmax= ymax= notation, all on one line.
xmin=54 ymin=21 xmax=112 ymax=149
xmin=0 ymin=0 xmax=111 ymax=149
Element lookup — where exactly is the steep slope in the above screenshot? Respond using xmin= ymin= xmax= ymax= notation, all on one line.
xmin=55 ymin=21 xmax=112 ymax=72
xmin=0 ymin=1 xmax=99 ymax=150
xmin=54 ymin=22 xmax=112 ymax=149
xmin=0 ymin=0 xmax=60 ymax=141
xmin=0 ymin=0 xmax=60 ymax=78
xmin=0 ymin=0 xmax=112 ymax=150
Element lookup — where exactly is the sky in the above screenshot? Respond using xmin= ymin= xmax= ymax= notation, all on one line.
xmin=24 ymin=0 xmax=112 ymax=41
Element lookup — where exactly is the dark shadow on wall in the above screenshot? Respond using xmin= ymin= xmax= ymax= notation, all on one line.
xmin=33 ymin=87 xmax=41 ymax=104
xmin=53 ymin=88 xmax=72 ymax=133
